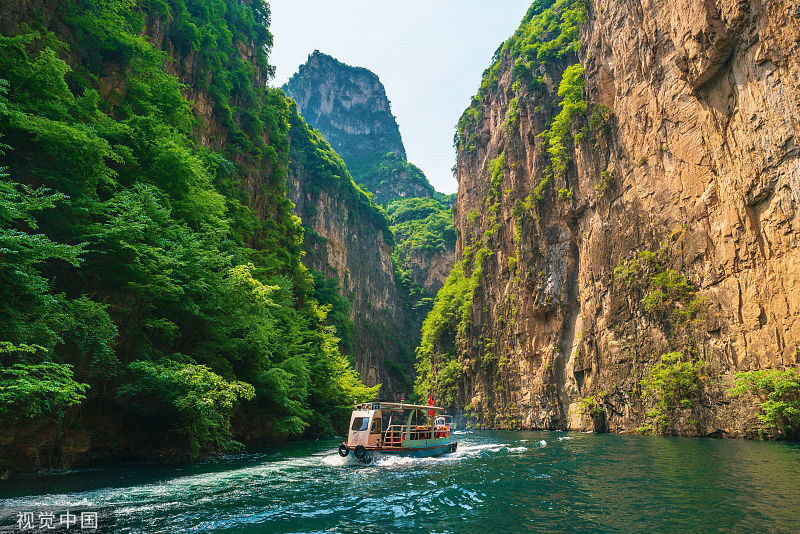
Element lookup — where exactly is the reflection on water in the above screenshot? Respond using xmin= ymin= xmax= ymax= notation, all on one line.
xmin=1 ymin=432 xmax=799 ymax=533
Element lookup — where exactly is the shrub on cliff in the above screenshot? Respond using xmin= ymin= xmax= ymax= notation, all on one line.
xmin=639 ymin=352 xmax=706 ymax=434
xmin=729 ymin=369 xmax=800 ymax=438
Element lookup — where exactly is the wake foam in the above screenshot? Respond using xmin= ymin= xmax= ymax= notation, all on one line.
xmin=317 ymin=436 xmax=548 ymax=470
xmin=321 ymin=453 xmax=354 ymax=467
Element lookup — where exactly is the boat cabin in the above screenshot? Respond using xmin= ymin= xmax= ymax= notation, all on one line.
xmin=347 ymin=402 xmax=452 ymax=449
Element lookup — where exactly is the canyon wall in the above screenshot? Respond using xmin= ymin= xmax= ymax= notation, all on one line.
xmin=424 ymin=0 xmax=800 ymax=437
xmin=283 ymin=53 xmax=458 ymax=397
xmin=284 ymin=105 xmax=416 ymax=399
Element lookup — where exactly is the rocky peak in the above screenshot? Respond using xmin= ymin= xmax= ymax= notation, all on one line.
xmin=283 ymin=51 xmax=434 ymax=204
xmin=285 ymin=51 xmax=405 ymax=157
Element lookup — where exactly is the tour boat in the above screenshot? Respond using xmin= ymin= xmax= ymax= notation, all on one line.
xmin=337 ymin=402 xmax=458 ymax=462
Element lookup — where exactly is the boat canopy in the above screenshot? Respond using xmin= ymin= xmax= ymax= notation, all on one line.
xmin=354 ymin=402 xmax=445 ymax=412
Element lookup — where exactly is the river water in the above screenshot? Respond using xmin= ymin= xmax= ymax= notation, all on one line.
xmin=1 ymin=431 xmax=799 ymax=533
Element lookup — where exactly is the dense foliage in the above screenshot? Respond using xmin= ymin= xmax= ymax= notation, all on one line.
xmin=639 ymin=352 xmax=706 ymax=434
xmin=730 ymin=369 xmax=800 ymax=438
xmin=349 ymin=152 xmax=435 ymax=205
xmin=0 ymin=0 xmax=376 ymax=467
xmin=387 ymin=196 xmax=455 ymax=260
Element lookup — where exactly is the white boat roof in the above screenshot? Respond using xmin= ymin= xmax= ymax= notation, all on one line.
xmin=354 ymin=402 xmax=445 ymax=411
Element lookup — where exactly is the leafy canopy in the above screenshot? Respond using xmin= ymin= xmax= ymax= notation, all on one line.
xmin=0 ymin=0 xmax=377 ymax=465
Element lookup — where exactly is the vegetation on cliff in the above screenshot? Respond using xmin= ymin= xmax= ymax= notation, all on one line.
xmin=611 ymin=243 xmax=713 ymax=435
xmin=387 ymin=196 xmax=455 ymax=290
xmin=414 ymin=245 xmax=491 ymax=408
xmin=730 ymin=369 xmax=800 ymax=439
xmin=614 ymin=244 xmax=707 ymax=328
xmin=0 ymin=0 xmax=377 ymax=470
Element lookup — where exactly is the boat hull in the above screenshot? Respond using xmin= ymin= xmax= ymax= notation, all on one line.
xmin=348 ymin=441 xmax=457 ymax=462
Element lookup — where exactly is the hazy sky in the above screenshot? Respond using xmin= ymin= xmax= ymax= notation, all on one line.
xmin=268 ymin=0 xmax=531 ymax=194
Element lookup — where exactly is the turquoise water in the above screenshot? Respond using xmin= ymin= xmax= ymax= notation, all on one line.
xmin=1 ymin=431 xmax=799 ymax=532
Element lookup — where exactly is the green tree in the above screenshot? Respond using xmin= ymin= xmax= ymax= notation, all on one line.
xmin=640 ymin=352 xmax=706 ymax=434
xmin=0 ymin=359 xmax=89 ymax=423
xmin=729 ymin=369 xmax=800 ymax=438
xmin=0 ymin=1 xmax=377 ymax=469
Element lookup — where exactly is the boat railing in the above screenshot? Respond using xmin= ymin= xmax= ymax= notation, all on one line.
xmin=381 ymin=424 xmax=450 ymax=446
xmin=382 ymin=425 xmax=407 ymax=447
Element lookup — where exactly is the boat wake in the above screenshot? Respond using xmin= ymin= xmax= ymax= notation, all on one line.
xmin=321 ymin=453 xmax=356 ymax=467
xmin=317 ymin=437 xmax=547 ymax=469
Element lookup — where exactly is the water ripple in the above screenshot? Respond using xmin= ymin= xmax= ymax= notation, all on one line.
xmin=1 ymin=432 xmax=799 ymax=533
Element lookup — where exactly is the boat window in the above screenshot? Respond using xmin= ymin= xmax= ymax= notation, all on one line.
xmin=351 ymin=417 xmax=369 ymax=431
xmin=370 ymin=418 xmax=381 ymax=434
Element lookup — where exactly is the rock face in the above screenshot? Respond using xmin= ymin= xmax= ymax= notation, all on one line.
xmin=435 ymin=0 xmax=800 ymax=436
xmin=404 ymin=246 xmax=457 ymax=294
xmin=284 ymin=106 xmax=416 ymax=399
xmin=283 ymin=51 xmax=435 ymax=204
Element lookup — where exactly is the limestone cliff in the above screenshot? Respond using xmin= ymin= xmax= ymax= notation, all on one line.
xmin=284 ymin=105 xmax=416 ymax=399
xmin=283 ymin=51 xmax=435 ymax=204
xmin=421 ymin=0 xmax=800 ymax=438
xmin=403 ymin=245 xmax=457 ymax=294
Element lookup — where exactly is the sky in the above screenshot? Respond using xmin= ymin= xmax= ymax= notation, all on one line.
xmin=267 ymin=0 xmax=532 ymax=194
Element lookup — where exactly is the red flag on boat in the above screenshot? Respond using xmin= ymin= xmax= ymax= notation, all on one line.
xmin=428 ymin=393 xmax=434 ymax=417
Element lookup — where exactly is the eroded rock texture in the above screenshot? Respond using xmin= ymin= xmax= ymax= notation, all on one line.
xmin=449 ymin=0 xmax=800 ymax=436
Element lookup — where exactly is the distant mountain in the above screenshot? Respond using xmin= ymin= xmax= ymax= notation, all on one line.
xmin=283 ymin=51 xmax=434 ymax=204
